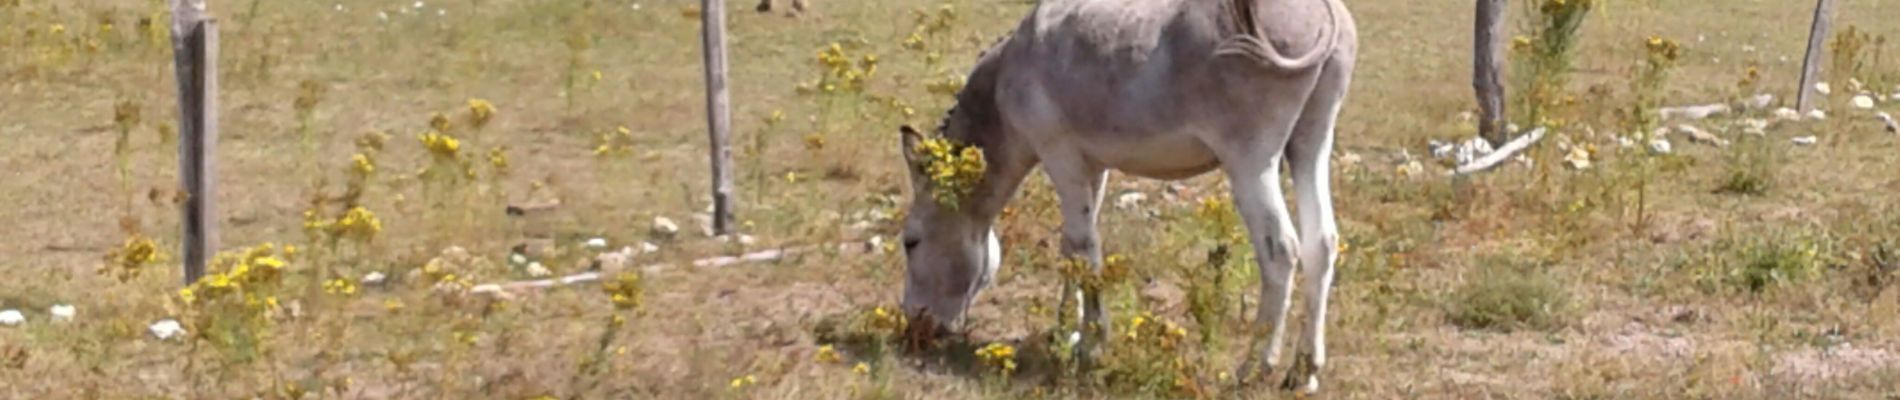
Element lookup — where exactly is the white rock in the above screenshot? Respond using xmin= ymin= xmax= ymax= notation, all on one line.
xmin=585 ymin=237 xmax=609 ymax=250
xmin=1773 ymin=107 xmax=1802 ymax=121
xmin=1741 ymin=118 xmax=1769 ymax=136
xmin=50 ymin=304 xmax=75 ymax=322
xmin=1877 ymin=112 xmax=1897 ymax=134
xmin=716 ymin=234 xmax=757 ymax=245
xmin=638 ymin=241 xmax=660 ymax=253
xmin=651 ymin=216 xmax=680 ymax=237
xmin=150 ymin=319 xmax=186 ymax=340
xmin=0 ymin=309 xmax=23 ymax=326
xmin=1807 ymin=110 xmax=1828 ymax=121
xmin=1115 ymin=192 xmax=1147 ymax=210
xmin=1648 ymin=139 xmax=1674 ymax=155
xmin=1851 ymin=95 xmax=1875 ymax=110
xmin=1815 ymin=82 xmax=1832 ymax=95
xmin=1337 ymin=151 xmax=1363 ymax=167
xmin=363 ymin=271 xmax=388 ymax=285
xmin=1563 ymin=147 xmax=1592 ymax=170
xmin=1791 ymin=136 xmax=1818 ymax=146
xmin=413 ymin=1 xmax=424 ymax=9
xmin=508 ymin=252 xmax=529 ymax=266
xmin=1455 ymin=137 xmax=1495 ymax=166
xmin=1742 ymin=94 xmax=1775 ymax=110
xmin=1848 ymin=78 xmax=1864 ymax=94
xmin=1660 ymin=104 xmax=1730 ymax=121
xmin=1428 ymin=139 xmax=1455 ymax=160
xmin=525 ymin=262 xmax=551 ymax=278
xmin=1676 ymin=124 xmax=1730 ymax=147
xmin=1396 ymin=160 xmax=1425 ymax=178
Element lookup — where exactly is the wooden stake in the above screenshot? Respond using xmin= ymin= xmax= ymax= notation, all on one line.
xmin=1474 ymin=0 xmax=1508 ymax=145
xmin=170 ymin=0 xmax=218 ymax=285
xmin=1795 ymin=0 xmax=1836 ymax=113
xmin=701 ymin=0 xmax=736 ymax=236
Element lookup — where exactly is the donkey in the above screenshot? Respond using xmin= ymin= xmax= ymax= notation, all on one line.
xmin=896 ymin=0 xmax=1356 ymax=392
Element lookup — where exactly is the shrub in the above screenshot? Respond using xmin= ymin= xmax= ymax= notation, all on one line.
xmin=1446 ymin=261 xmax=1570 ymax=331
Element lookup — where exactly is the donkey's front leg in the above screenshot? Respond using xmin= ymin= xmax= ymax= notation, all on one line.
xmin=1224 ymin=157 xmax=1302 ymax=384
xmin=1042 ymin=151 xmax=1109 ymax=364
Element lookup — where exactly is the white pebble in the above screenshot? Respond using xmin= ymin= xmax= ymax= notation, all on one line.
xmin=363 ymin=271 xmax=387 ymax=285
xmin=1791 ymin=136 xmax=1818 ymax=146
xmin=50 ymin=304 xmax=75 ymax=322
xmin=640 ymin=241 xmax=660 ymax=253
xmin=150 ymin=319 xmax=186 ymax=340
xmin=1807 ymin=110 xmax=1828 ymax=121
xmin=1115 ymin=192 xmax=1147 ymax=210
xmin=0 ymin=309 xmax=23 ymax=326
xmin=1648 ymin=139 xmax=1674 ymax=155
xmin=585 ymin=237 xmax=609 ymax=250
xmin=1851 ymin=95 xmax=1875 ymax=110
xmin=1772 ymin=107 xmax=1801 ymax=121
xmin=525 ymin=262 xmax=551 ymax=278
xmin=651 ymin=216 xmax=680 ymax=237
xmin=414 ymin=1 xmax=425 ymax=9
xmin=1815 ymin=82 xmax=1832 ymax=95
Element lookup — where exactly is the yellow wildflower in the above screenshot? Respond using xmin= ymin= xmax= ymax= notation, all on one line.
xmin=466 ymin=98 xmax=496 ymax=128
xmin=815 ymin=345 xmax=841 ymax=363
xmin=853 ymin=362 xmax=871 ymax=375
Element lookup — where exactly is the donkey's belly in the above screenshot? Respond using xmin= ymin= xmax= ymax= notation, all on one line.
xmin=1082 ymin=132 xmax=1221 ymax=180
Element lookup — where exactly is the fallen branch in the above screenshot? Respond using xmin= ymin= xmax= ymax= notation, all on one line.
xmin=1450 ymin=127 xmax=1546 ymax=176
xmin=504 ymin=198 xmax=563 ymax=217
xmin=470 ymin=240 xmax=881 ymax=298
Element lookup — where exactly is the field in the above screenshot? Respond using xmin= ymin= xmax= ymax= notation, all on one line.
xmin=3 ymin=0 xmax=1899 ymax=398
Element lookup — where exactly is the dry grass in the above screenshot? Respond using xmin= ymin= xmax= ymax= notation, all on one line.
xmin=3 ymin=0 xmax=1900 ymax=398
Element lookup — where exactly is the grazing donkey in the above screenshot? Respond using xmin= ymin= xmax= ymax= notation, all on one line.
xmin=897 ymin=0 xmax=1355 ymax=392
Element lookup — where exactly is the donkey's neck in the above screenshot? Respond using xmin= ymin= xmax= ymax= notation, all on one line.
xmin=944 ymin=35 xmax=1035 ymax=222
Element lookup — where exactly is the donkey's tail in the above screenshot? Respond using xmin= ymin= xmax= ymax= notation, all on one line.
xmin=1214 ymin=0 xmax=1341 ymax=73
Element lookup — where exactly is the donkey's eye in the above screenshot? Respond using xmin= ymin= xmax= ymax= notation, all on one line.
xmin=903 ymin=237 xmax=922 ymax=252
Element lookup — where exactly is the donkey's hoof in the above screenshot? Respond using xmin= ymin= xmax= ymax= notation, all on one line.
xmin=1279 ymin=353 xmax=1321 ymax=393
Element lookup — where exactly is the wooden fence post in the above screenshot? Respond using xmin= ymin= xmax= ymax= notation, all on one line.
xmin=1474 ymin=0 xmax=1508 ymax=145
xmin=1795 ymin=0 xmax=1835 ymax=113
xmin=701 ymin=0 xmax=735 ymax=235
xmin=170 ymin=0 xmax=218 ymax=285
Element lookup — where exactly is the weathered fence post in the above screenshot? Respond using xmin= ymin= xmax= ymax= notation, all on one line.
xmin=1474 ymin=0 xmax=1508 ymax=145
xmin=1795 ymin=0 xmax=1836 ymax=113
xmin=701 ymin=0 xmax=736 ymax=235
xmin=170 ymin=0 xmax=218 ymax=285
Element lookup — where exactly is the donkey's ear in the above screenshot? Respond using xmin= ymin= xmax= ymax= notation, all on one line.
xmin=899 ymin=125 xmax=924 ymax=163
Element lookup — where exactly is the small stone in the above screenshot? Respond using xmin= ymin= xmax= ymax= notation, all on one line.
xmin=1742 ymin=94 xmax=1775 ymax=110
xmin=1852 ymin=95 xmax=1876 ymax=110
xmin=1676 ymin=124 xmax=1729 ymax=147
xmin=1648 ymin=139 xmax=1673 ymax=155
xmin=867 ymin=236 xmax=886 ymax=252
xmin=150 ymin=319 xmax=186 ymax=340
xmin=585 ymin=237 xmax=609 ymax=250
xmin=1115 ymin=192 xmax=1147 ymax=210
xmin=50 ymin=304 xmax=75 ymax=322
xmin=1740 ymin=118 xmax=1769 ymax=136
xmin=640 ymin=241 xmax=661 ymax=253
xmin=1815 ymin=82 xmax=1832 ymax=95
xmin=1396 ymin=160 xmax=1425 ymax=178
xmin=717 ymin=234 xmax=757 ymax=245
xmin=1772 ymin=107 xmax=1801 ymax=121
xmin=1563 ymin=147 xmax=1592 ymax=170
xmin=651 ymin=216 xmax=680 ymax=237
xmin=1806 ymin=110 xmax=1828 ymax=121
xmin=0 ymin=309 xmax=23 ymax=326
xmin=525 ymin=262 xmax=552 ymax=278
xmin=1791 ymin=136 xmax=1818 ymax=146
xmin=363 ymin=271 xmax=388 ymax=285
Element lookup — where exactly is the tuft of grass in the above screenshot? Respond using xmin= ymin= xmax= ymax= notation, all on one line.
xmin=1714 ymin=136 xmax=1776 ymax=196
xmin=1731 ymin=236 xmax=1821 ymax=293
xmin=1446 ymin=261 xmax=1570 ymax=331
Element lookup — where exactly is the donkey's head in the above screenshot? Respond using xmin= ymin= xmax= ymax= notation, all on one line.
xmin=896 ymin=125 xmax=1000 ymax=336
